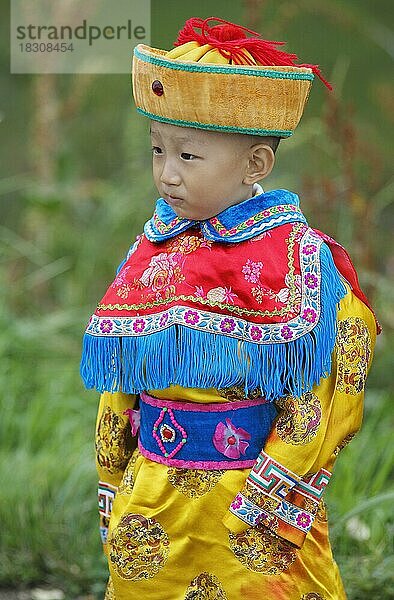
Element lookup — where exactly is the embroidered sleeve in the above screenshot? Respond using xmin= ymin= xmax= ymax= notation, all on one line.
xmin=96 ymin=391 xmax=137 ymax=550
xmin=223 ymin=288 xmax=377 ymax=547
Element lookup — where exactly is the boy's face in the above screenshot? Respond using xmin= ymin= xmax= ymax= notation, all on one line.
xmin=150 ymin=121 xmax=256 ymax=221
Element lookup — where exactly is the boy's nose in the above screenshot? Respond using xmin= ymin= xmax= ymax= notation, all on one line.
xmin=160 ymin=161 xmax=181 ymax=186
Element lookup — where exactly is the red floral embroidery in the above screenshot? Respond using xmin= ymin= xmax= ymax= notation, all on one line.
xmin=96 ymin=223 xmax=318 ymax=332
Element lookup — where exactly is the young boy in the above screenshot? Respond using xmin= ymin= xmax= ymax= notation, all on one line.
xmin=81 ymin=17 xmax=379 ymax=599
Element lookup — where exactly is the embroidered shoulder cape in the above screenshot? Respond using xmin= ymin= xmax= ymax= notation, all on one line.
xmin=81 ymin=188 xmax=375 ymax=400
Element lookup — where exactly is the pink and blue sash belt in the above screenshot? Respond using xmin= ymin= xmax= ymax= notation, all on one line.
xmin=133 ymin=392 xmax=277 ymax=470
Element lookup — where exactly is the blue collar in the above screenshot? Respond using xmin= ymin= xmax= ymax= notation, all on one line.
xmin=144 ymin=189 xmax=307 ymax=243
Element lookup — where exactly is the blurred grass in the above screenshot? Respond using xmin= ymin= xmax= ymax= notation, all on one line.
xmin=327 ymin=390 xmax=394 ymax=599
xmin=1 ymin=0 xmax=393 ymax=598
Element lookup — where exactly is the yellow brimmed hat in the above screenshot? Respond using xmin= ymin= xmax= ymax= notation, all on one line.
xmin=132 ymin=17 xmax=331 ymax=138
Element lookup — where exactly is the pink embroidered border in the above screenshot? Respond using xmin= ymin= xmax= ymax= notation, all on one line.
xmin=140 ymin=391 xmax=268 ymax=412
xmin=138 ymin=439 xmax=255 ymax=470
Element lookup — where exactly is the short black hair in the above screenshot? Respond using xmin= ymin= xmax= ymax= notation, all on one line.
xmin=262 ymin=136 xmax=281 ymax=154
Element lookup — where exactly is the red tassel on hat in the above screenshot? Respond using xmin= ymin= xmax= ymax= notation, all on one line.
xmin=174 ymin=17 xmax=332 ymax=90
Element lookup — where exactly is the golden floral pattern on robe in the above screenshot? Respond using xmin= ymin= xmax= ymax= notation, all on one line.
xmin=229 ymin=527 xmax=297 ymax=574
xmin=96 ymin=406 xmax=133 ymax=474
xmin=108 ymin=513 xmax=169 ymax=580
xmin=217 ymin=386 xmax=263 ymax=402
xmin=118 ymin=448 xmax=141 ymax=495
xmin=302 ymin=498 xmax=319 ymax=518
xmin=315 ymin=499 xmax=328 ymax=523
xmin=167 ymin=468 xmax=225 ymax=498
xmin=104 ymin=577 xmax=115 ymax=600
xmin=184 ymin=572 xmax=228 ymax=599
xmin=275 ymin=392 xmax=322 ymax=445
xmin=336 ymin=317 xmax=371 ymax=395
xmin=333 ymin=433 xmax=356 ymax=456
xmin=93 ymin=288 xmax=376 ymax=599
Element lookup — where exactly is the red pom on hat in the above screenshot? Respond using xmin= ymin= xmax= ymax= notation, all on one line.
xmin=174 ymin=17 xmax=332 ymax=90
xmin=209 ymin=23 xmax=248 ymax=42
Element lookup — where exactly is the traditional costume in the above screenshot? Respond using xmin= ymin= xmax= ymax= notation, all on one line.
xmin=80 ymin=17 xmax=380 ymax=600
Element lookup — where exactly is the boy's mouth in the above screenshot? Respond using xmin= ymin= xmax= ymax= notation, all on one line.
xmin=164 ymin=193 xmax=183 ymax=206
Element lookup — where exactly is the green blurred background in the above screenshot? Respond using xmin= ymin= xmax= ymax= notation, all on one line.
xmin=1 ymin=1 xmax=393 ymax=598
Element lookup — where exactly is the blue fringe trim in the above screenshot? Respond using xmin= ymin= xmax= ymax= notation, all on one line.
xmin=80 ymin=243 xmax=346 ymax=401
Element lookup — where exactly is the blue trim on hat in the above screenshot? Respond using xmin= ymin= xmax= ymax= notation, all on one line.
xmin=136 ymin=107 xmax=293 ymax=138
xmin=134 ymin=46 xmax=315 ymax=82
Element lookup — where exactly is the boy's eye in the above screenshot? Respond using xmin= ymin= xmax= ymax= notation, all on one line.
xmin=180 ymin=153 xmax=195 ymax=160
xmin=151 ymin=146 xmax=162 ymax=155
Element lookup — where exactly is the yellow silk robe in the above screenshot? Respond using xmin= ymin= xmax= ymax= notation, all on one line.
xmin=96 ymin=286 xmax=376 ymax=600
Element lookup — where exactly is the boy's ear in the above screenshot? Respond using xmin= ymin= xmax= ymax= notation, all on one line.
xmin=243 ymin=144 xmax=275 ymax=185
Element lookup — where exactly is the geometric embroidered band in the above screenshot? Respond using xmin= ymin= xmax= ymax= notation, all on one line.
xmin=98 ymin=481 xmax=117 ymax=518
xmin=134 ymin=392 xmax=277 ymax=470
xmin=248 ymin=450 xmax=301 ymax=501
xmin=228 ymin=463 xmax=332 ymax=532
xmin=294 ymin=468 xmax=331 ymax=502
